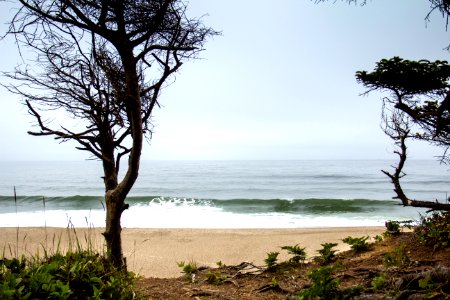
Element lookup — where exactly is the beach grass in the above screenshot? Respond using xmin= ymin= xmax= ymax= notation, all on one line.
xmin=0 ymin=191 xmax=142 ymax=300
xmin=0 ymin=224 xmax=142 ymax=300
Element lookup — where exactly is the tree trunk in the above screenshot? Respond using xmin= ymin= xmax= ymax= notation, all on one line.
xmin=104 ymin=190 xmax=128 ymax=269
xmin=101 ymin=50 xmax=143 ymax=269
xmin=383 ymin=130 xmax=450 ymax=212
xmin=101 ymin=147 xmax=128 ymax=269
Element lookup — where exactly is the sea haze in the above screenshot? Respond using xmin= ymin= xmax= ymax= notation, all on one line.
xmin=0 ymin=160 xmax=448 ymax=228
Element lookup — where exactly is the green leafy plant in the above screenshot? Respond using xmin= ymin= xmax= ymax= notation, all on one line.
xmin=317 ymin=242 xmax=338 ymax=265
xmin=205 ymin=271 xmax=225 ymax=285
xmin=384 ymin=243 xmax=410 ymax=270
xmin=177 ymin=260 xmax=198 ymax=276
xmin=297 ymin=265 xmax=340 ymax=300
xmin=415 ymin=212 xmax=450 ymax=251
xmin=371 ymin=274 xmax=387 ymax=291
xmin=418 ymin=274 xmax=435 ymax=290
xmin=385 ymin=220 xmax=401 ymax=235
xmin=271 ymin=277 xmax=279 ymax=288
xmin=177 ymin=260 xmax=199 ymax=283
xmin=342 ymin=236 xmax=371 ymax=253
xmin=281 ymin=244 xmax=306 ymax=264
xmin=0 ymin=251 xmax=141 ymax=300
xmin=264 ymin=252 xmax=279 ymax=272
xmin=374 ymin=235 xmax=383 ymax=242
xmin=216 ymin=261 xmax=225 ymax=267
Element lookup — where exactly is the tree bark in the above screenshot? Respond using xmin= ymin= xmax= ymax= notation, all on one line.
xmin=101 ymin=48 xmax=143 ymax=269
xmin=104 ymin=190 xmax=129 ymax=268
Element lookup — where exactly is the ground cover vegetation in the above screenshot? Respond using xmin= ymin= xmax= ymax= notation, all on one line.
xmin=1 ymin=219 xmax=143 ymax=300
xmin=0 ymin=251 xmax=141 ymax=300
xmin=135 ymin=212 xmax=450 ymax=299
xmin=1 ymin=212 xmax=449 ymax=299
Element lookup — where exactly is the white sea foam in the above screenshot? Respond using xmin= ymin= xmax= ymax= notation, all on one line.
xmin=0 ymin=160 xmax=446 ymax=228
xmin=0 ymin=203 xmax=416 ymax=229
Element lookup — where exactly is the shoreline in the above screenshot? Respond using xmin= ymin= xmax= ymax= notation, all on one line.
xmin=0 ymin=227 xmax=385 ymax=278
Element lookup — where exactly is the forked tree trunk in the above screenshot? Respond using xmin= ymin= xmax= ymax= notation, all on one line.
xmin=102 ymin=54 xmax=143 ymax=269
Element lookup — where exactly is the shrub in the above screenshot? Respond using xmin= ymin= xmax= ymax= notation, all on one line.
xmin=177 ymin=260 xmax=198 ymax=276
xmin=415 ymin=212 xmax=450 ymax=251
xmin=384 ymin=220 xmax=414 ymax=237
xmin=374 ymin=235 xmax=383 ymax=242
xmin=281 ymin=244 xmax=307 ymax=264
xmin=264 ymin=252 xmax=279 ymax=272
xmin=0 ymin=251 xmax=141 ymax=300
xmin=317 ymin=242 xmax=338 ymax=265
xmin=297 ymin=265 xmax=340 ymax=300
xmin=385 ymin=220 xmax=401 ymax=235
xmin=205 ymin=271 xmax=225 ymax=285
xmin=342 ymin=236 xmax=371 ymax=252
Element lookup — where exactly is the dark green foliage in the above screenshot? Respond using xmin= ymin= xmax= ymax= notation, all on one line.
xmin=357 ymin=56 xmax=450 ymax=163
xmin=415 ymin=212 xmax=450 ymax=250
xmin=385 ymin=220 xmax=401 ymax=235
xmin=264 ymin=252 xmax=279 ymax=272
xmin=205 ymin=271 xmax=225 ymax=285
xmin=281 ymin=244 xmax=307 ymax=264
xmin=385 ymin=220 xmax=414 ymax=236
xmin=356 ymin=57 xmax=449 ymax=96
xmin=0 ymin=251 xmax=141 ymax=300
xmin=342 ymin=236 xmax=371 ymax=252
xmin=297 ymin=265 xmax=340 ymax=300
xmin=317 ymin=242 xmax=338 ymax=265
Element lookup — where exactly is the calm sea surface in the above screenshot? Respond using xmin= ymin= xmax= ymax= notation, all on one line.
xmin=0 ymin=160 xmax=448 ymax=228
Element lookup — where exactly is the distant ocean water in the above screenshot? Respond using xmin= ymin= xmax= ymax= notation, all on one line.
xmin=0 ymin=160 xmax=448 ymax=228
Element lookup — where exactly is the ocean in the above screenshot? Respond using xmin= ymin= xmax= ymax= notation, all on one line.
xmin=0 ymin=160 xmax=448 ymax=228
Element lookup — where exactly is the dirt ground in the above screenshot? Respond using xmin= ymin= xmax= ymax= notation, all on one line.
xmin=135 ymin=231 xmax=450 ymax=300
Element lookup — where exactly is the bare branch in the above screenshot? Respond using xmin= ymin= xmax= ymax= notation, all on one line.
xmin=3 ymin=0 xmax=218 ymax=268
xmin=382 ymin=110 xmax=450 ymax=211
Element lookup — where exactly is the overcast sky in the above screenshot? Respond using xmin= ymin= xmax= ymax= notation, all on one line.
xmin=0 ymin=0 xmax=449 ymax=161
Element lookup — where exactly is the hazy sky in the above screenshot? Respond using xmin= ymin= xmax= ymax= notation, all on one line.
xmin=0 ymin=0 xmax=449 ymax=161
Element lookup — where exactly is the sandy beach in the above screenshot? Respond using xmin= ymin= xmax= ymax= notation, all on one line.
xmin=0 ymin=227 xmax=384 ymax=278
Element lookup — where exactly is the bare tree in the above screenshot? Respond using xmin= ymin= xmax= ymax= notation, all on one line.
xmin=2 ymin=0 xmax=218 ymax=268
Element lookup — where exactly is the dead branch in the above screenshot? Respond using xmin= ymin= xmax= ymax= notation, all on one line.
xmin=382 ymin=110 xmax=450 ymax=211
